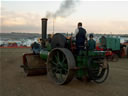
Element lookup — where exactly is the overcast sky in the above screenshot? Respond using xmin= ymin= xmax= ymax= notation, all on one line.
xmin=1 ymin=0 xmax=128 ymax=34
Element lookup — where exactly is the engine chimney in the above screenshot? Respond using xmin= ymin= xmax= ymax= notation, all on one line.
xmin=41 ymin=18 xmax=48 ymax=48
xmin=41 ymin=18 xmax=48 ymax=40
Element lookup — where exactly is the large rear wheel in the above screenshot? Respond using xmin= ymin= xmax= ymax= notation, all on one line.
xmin=88 ymin=58 xmax=109 ymax=83
xmin=47 ymin=48 xmax=76 ymax=85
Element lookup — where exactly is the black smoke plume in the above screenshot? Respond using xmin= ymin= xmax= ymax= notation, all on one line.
xmin=46 ymin=0 xmax=79 ymax=18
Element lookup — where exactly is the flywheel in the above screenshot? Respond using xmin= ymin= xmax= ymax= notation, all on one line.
xmin=47 ymin=48 xmax=76 ymax=85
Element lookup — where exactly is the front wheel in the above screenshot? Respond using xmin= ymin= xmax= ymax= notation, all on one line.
xmin=47 ymin=48 xmax=76 ymax=85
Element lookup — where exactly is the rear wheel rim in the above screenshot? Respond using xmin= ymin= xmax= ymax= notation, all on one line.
xmin=88 ymin=58 xmax=109 ymax=83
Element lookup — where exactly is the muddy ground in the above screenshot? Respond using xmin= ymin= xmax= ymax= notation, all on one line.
xmin=0 ymin=48 xmax=128 ymax=96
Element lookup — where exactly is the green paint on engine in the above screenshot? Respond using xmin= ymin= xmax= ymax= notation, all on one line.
xmin=40 ymin=50 xmax=49 ymax=60
xmin=46 ymin=42 xmax=52 ymax=51
xmin=76 ymin=55 xmax=88 ymax=78
xmin=76 ymin=50 xmax=105 ymax=78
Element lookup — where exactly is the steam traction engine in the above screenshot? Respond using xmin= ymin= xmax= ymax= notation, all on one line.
xmin=21 ymin=18 xmax=109 ymax=85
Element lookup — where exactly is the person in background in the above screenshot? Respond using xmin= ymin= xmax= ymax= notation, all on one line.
xmin=31 ymin=41 xmax=41 ymax=54
xmin=73 ymin=22 xmax=87 ymax=54
xmin=88 ymin=34 xmax=96 ymax=50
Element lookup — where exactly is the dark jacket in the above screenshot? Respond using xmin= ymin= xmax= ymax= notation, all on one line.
xmin=76 ymin=27 xmax=87 ymax=46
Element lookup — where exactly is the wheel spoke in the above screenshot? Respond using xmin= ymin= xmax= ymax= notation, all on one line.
xmin=63 ymin=68 xmax=68 ymax=74
xmin=59 ymin=69 xmax=63 ymax=81
xmin=55 ymin=69 xmax=60 ymax=73
xmin=55 ymin=56 xmax=59 ymax=62
xmin=61 ymin=55 xmax=66 ymax=64
xmin=51 ymin=61 xmax=58 ymax=66
xmin=62 ymin=63 xmax=67 ymax=69
xmin=55 ymin=51 xmax=60 ymax=62
xmin=51 ymin=68 xmax=57 ymax=73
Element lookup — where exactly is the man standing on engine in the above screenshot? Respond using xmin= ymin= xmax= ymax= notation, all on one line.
xmin=73 ymin=22 xmax=87 ymax=54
